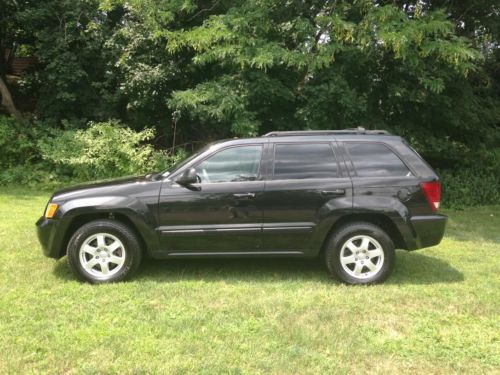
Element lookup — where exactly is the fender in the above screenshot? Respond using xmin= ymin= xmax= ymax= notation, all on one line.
xmin=351 ymin=194 xmax=415 ymax=249
xmin=310 ymin=194 xmax=414 ymax=254
xmin=352 ymin=195 xmax=411 ymax=220
xmin=58 ymin=195 xmax=161 ymax=256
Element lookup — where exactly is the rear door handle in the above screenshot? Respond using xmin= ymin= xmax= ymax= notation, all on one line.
xmin=233 ymin=193 xmax=256 ymax=199
xmin=321 ymin=189 xmax=345 ymax=196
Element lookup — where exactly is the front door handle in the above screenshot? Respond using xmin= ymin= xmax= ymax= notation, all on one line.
xmin=321 ymin=189 xmax=345 ymax=196
xmin=233 ymin=193 xmax=256 ymax=199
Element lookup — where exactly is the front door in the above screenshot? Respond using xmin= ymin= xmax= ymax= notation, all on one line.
xmin=157 ymin=144 xmax=266 ymax=254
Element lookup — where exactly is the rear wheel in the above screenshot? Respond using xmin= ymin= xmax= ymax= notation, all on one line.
xmin=67 ymin=219 xmax=142 ymax=284
xmin=325 ymin=222 xmax=395 ymax=284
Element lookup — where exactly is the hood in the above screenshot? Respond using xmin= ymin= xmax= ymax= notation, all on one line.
xmin=52 ymin=173 xmax=161 ymax=201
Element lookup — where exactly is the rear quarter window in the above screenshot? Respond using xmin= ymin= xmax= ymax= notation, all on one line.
xmin=345 ymin=142 xmax=412 ymax=177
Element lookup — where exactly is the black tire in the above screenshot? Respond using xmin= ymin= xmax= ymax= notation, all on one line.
xmin=67 ymin=219 xmax=142 ymax=284
xmin=324 ymin=222 xmax=395 ymax=285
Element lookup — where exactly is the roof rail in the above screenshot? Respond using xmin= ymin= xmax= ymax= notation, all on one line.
xmin=263 ymin=127 xmax=391 ymax=137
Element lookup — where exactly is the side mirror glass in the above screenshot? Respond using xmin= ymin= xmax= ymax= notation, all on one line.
xmin=176 ymin=167 xmax=198 ymax=186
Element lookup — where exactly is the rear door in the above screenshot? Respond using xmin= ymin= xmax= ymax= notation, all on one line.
xmin=260 ymin=141 xmax=353 ymax=254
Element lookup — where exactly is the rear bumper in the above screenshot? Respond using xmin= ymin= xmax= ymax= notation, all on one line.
xmin=36 ymin=216 xmax=65 ymax=259
xmin=404 ymin=214 xmax=447 ymax=250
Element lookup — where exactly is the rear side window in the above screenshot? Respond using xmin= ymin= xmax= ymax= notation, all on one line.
xmin=273 ymin=143 xmax=338 ymax=179
xmin=345 ymin=142 xmax=412 ymax=177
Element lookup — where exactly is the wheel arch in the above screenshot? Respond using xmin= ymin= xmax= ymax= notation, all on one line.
xmin=319 ymin=213 xmax=406 ymax=256
xmin=59 ymin=212 xmax=150 ymax=258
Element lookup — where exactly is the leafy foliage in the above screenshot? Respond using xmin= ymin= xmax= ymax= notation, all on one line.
xmin=440 ymin=169 xmax=500 ymax=209
xmin=0 ymin=116 xmax=50 ymax=185
xmin=0 ymin=116 xmax=36 ymax=167
xmin=0 ymin=1 xmax=499 ymax=206
xmin=6 ymin=0 xmax=496 ymax=143
xmin=38 ymin=120 xmax=170 ymax=181
xmin=13 ymin=0 xmax=123 ymax=121
xmin=0 ymin=116 xmax=181 ymax=186
xmin=163 ymin=1 xmax=489 ymax=140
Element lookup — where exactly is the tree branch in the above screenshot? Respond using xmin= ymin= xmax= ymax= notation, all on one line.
xmin=188 ymin=0 xmax=222 ymax=22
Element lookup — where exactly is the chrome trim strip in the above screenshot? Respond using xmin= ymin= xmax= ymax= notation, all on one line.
xmin=158 ymin=222 xmax=315 ymax=235
xmin=159 ymin=224 xmax=262 ymax=235
xmin=262 ymin=222 xmax=315 ymax=233
xmin=262 ymin=226 xmax=313 ymax=233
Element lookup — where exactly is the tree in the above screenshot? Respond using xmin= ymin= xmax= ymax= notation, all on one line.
xmin=0 ymin=0 xmax=28 ymax=120
xmin=15 ymin=0 xmax=120 ymax=122
xmin=163 ymin=0 xmax=485 ymax=142
xmin=2 ymin=0 xmax=497 ymax=166
xmin=97 ymin=0 xmax=233 ymax=138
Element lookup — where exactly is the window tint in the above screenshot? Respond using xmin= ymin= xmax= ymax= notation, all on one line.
xmin=273 ymin=143 xmax=338 ymax=179
xmin=195 ymin=145 xmax=262 ymax=183
xmin=345 ymin=142 xmax=411 ymax=177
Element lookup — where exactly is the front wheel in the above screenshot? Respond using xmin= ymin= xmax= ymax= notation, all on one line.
xmin=324 ymin=222 xmax=395 ymax=284
xmin=67 ymin=219 xmax=142 ymax=284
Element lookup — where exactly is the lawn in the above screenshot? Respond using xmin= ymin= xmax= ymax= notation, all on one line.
xmin=0 ymin=187 xmax=498 ymax=374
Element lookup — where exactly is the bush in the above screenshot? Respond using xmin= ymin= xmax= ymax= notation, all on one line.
xmin=439 ymin=168 xmax=500 ymax=209
xmin=0 ymin=116 xmax=38 ymax=167
xmin=0 ymin=116 xmax=48 ymax=185
xmin=38 ymin=120 xmax=171 ymax=181
xmin=0 ymin=117 xmax=181 ymax=186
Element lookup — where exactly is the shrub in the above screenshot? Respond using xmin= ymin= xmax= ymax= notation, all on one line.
xmin=38 ymin=120 xmax=171 ymax=181
xmin=0 ymin=116 xmax=49 ymax=185
xmin=0 ymin=116 xmax=38 ymax=167
xmin=439 ymin=168 xmax=500 ymax=209
xmin=0 ymin=117 xmax=183 ymax=187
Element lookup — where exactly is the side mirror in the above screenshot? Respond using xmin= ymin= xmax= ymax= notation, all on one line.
xmin=176 ymin=168 xmax=198 ymax=186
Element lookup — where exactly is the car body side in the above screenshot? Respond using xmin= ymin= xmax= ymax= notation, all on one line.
xmin=37 ymin=134 xmax=447 ymax=260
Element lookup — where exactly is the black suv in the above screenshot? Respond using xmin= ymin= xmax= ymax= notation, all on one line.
xmin=37 ymin=129 xmax=447 ymax=284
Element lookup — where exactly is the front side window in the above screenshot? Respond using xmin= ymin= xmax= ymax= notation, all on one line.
xmin=345 ymin=142 xmax=412 ymax=177
xmin=273 ymin=143 xmax=338 ymax=179
xmin=195 ymin=145 xmax=263 ymax=183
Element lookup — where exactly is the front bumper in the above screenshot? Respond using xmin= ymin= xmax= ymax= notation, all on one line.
xmin=405 ymin=214 xmax=447 ymax=250
xmin=36 ymin=216 xmax=65 ymax=259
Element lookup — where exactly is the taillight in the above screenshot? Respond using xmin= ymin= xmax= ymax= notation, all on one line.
xmin=420 ymin=181 xmax=441 ymax=212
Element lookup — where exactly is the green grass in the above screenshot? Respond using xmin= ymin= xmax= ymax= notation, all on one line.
xmin=0 ymin=187 xmax=498 ymax=374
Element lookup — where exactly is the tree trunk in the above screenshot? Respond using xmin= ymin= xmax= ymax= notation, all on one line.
xmin=0 ymin=75 xmax=22 ymax=121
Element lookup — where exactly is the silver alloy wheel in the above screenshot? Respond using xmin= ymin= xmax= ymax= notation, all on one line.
xmin=79 ymin=233 xmax=126 ymax=279
xmin=339 ymin=235 xmax=385 ymax=280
